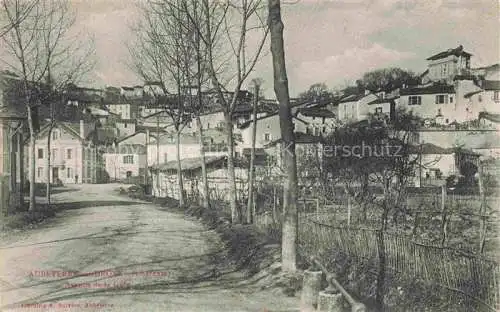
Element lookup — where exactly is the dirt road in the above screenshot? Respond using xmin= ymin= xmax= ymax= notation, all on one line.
xmin=0 ymin=184 xmax=299 ymax=312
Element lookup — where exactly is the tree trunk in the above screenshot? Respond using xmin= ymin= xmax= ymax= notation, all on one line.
xmin=225 ymin=112 xmax=240 ymax=224
xmin=246 ymin=84 xmax=259 ymax=224
xmin=196 ymin=117 xmax=210 ymax=210
xmin=46 ymin=126 xmax=52 ymax=204
xmin=176 ymin=130 xmax=185 ymax=207
xmin=269 ymin=0 xmax=298 ymax=272
xmin=28 ymin=107 xmax=36 ymax=212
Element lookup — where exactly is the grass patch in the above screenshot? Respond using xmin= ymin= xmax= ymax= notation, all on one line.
xmin=1 ymin=204 xmax=56 ymax=231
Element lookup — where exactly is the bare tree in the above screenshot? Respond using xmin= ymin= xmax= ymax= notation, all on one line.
xmin=1 ymin=0 xmax=50 ymax=211
xmin=246 ymin=78 xmax=261 ymax=224
xmin=39 ymin=0 xmax=95 ymax=204
xmin=177 ymin=0 xmax=268 ymax=223
xmin=130 ymin=0 xmax=211 ymax=207
xmin=268 ymin=0 xmax=298 ymax=271
xmin=0 ymin=0 xmax=38 ymax=38
xmin=1 ymin=0 xmax=94 ymax=209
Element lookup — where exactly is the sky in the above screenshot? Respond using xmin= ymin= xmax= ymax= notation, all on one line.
xmin=70 ymin=0 xmax=499 ymax=97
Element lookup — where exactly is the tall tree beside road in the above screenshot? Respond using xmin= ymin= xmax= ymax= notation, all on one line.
xmin=40 ymin=0 xmax=95 ymax=204
xmin=268 ymin=0 xmax=298 ymax=272
xmin=130 ymin=0 xmax=200 ymax=207
xmin=1 ymin=0 xmax=94 ymax=211
xmin=179 ymin=0 xmax=269 ymax=223
xmin=246 ymin=78 xmax=261 ymax=224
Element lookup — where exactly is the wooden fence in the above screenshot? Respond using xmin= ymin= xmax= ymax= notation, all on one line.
xmin=296 ymin=215 xmax=500 ymax=311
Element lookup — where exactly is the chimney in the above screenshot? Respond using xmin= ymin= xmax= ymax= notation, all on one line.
xmin=80 ymin=120 xmax=85 ymax=139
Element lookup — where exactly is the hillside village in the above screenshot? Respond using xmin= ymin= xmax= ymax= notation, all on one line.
xmin=1 ymin=45 xmax=499 ymax=204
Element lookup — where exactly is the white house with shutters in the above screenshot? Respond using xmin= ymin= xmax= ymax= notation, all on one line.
xmin=30 ymin=120 xmax=99 ymax=184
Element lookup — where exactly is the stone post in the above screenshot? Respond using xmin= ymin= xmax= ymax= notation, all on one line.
xmin=317 ymin=275 xmax=343 ymax=312
xmin=300 ymin=268 xmax=323 ymax=312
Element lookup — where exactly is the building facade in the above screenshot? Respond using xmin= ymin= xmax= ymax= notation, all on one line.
xmin=31 ymin=120 xmax=100 ymax=184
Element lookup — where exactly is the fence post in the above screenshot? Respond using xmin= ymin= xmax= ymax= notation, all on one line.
xmin=477 ymin=165 xmax=487 ymax=253
xmin=440 ymin=185 xmax=448 ymax=246
xmin=300 ymin=262 xmax=323 ymax=312
xmin=272 ymin=186 xmax=277 ymax=223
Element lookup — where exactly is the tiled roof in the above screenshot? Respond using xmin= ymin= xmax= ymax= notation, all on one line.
xmin=426 ymin=45 xmax=472 ymax=61
xmin=400 ymin=84 xmax=455 ymax=95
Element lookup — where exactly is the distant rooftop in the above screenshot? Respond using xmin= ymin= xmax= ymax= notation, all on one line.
xmin=400 ymin=83 xmax=455 ymax=96
xmin=426 ymin=45 xmax=472 ymax=61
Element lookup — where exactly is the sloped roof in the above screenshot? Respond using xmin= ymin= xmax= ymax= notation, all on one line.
xmin=152 ymin=155 xmax=226 ymax=172
xmin=479 ymin=111 xmax=500 ymax=123
xmin=400 ymin=84 xmax=454 ymax=95
xmin=426 ymin=45 xmax=472 ymax=61
xmin=481 ymin=80 xmax=500 ymax=91
xmin=339 ymin=93 xmax=365 ymax=103
xmin=367 ymin=98 xmax=393 ymax=105
xmin=409 ymin=143 xmax=452 ymax=155
xmin=298 ymin=107 xmax=336 ymax=118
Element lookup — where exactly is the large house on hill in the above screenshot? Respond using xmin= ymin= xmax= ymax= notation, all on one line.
xmin=398 ymin=45 xmax=498 ymax=124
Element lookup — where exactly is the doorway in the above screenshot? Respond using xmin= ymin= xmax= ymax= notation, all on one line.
xmin=52 ymin=167 xmax=59 ymax=182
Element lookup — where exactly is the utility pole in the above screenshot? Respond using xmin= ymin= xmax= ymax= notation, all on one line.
xmin=145 ymin=129 xmax=149 ymax=192
xmin=157 ymin=114 xmax=160 ymax=196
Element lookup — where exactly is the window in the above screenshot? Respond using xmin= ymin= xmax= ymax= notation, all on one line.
xmin=52 ymin=149 xmax=57 ymax=160
xmin=449 ymin=96 xmax=453 ymax=103
xmin=37 ymin=167 xmax=43 ymax=178
xmin=442 ymin=64 xmax=447 ymax=76
xmin=207 ymin=122 xmax=210 ymax=129
xmin=123 ymin=155 xmax=134 ymax=164
xmin=38 ymin=148 xmax=44 ymax=159
xmin=435 ymin=95 xmax=448 ymax=104
xmin=494 ymin=91 xmax=500 ymax=102
xmin=408 ymin=96 xmax=421 ymax=105
xmin=52 ymin=130 xmax=59 ymax=140
xmin=375 ymin=107 xmax=383 ymax=114
xmin=478 ymin=95 xmax=483 ymax=102
xmin=66 ymin=149 xmax=72 ymax=159
xmin=264 ymin=133 xmax=271 ymax=141
xmin=67 ymin=167 xmax=73 ymax=178
xmin=124 ymin=123 xmax=127 ymax=128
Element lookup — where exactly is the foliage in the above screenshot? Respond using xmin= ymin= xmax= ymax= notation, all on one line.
xmin=359 ymin=67 xmax=420 ymax=91
xmin=298 ymin=83 xmax=335 ymax=103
